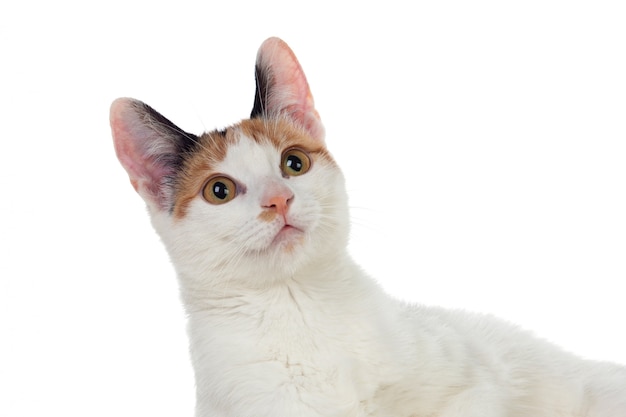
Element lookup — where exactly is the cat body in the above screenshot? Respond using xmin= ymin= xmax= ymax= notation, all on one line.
xmin=110 ymin=38 xmax=626 ymax=417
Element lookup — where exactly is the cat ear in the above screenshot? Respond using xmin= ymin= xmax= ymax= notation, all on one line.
xmin=250 ymin=37 xmax=325 ymax=142
xmin=109 ymin=98 xmax=198 ymax=211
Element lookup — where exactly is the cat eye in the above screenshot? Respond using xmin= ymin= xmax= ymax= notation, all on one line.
xmin=202 ymin=176 xmax=237 ymax=205
xmin=281 ymin=148 xmax=311 ymax=177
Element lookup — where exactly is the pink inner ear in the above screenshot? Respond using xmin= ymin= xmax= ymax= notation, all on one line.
xmin=109 ymin=98 xmax=172 ymax=208
xmin=257 ymin=38 xmax=325 ymax=142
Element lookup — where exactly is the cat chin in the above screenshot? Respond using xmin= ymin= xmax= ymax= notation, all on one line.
xmin=159 ymin=228 xmax=319 ymax=288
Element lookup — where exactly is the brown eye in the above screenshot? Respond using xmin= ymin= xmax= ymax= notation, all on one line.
xmin=281 ymin=148 xmax=311 ymax=177
xmin=202 ymin=176 xmax=237 ymax=204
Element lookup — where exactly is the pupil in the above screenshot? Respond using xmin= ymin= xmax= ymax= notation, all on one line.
xmin=287 ymin=155 xmax=302 ymax=171
xmin=213 ymin=182 xmax=229 ymax=199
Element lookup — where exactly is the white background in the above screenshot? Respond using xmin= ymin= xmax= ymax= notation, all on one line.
xmin=1 ymin=1 xmax=625 ymax=416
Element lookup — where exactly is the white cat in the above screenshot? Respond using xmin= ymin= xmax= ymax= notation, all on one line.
xmin=110 ymin=37 xmax=626 ymax=417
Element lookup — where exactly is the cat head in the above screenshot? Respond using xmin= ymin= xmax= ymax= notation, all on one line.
xmin=110 ymin=38 xmax=349 ymax=290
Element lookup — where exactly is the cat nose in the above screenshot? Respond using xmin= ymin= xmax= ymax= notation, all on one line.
xmin=264 ymin=194 xmax=294 ymax=218
xmin=262 ymin=185 xmax=294 ymax=218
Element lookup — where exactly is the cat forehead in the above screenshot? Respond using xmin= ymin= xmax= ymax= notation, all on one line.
xmin=199 ymin=118 xmax=323 ymax=165
xmin=236 ymin=118 xmax=324 ymax=155
xmin=218 ymin=136 xmax=276 ymax=173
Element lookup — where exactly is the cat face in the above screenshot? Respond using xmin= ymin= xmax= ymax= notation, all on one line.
xmin=156 ymin=118 xmax=349 ymax=286
xmin=110 ymin=38 xmax=350 ymax=288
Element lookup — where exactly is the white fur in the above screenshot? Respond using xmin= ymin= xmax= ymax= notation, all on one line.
xmin=110 ymin=37 xmax=626 ymax=417
xmin=147 ymin=131 xmax=626 ymax=417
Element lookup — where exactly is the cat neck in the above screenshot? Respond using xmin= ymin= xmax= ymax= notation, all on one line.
xmin=176 ymin=249 xmax=364 ymax=314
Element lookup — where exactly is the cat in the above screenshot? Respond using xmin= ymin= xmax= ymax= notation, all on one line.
xmin=109 ymin=37 xmax=626 ymax=417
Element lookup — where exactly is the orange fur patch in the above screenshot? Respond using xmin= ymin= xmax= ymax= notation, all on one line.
xmin=172 ymin=118 xmax=336 ymax=219
xmin=257 ymin=210 xmax=277 ymax=223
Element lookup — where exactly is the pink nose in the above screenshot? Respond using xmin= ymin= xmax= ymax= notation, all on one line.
xmin=262 ymin=181 xmax=294 ymax=219
xmin=265 ymin=194 xmax=293 ymax=218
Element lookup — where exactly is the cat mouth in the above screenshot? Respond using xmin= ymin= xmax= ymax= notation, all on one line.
xmin=271 ymin=224 xmax=304 ymax=247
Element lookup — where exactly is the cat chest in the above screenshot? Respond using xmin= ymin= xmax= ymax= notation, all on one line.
xmin=189 ymin=292 xmax=382 ymax=413
xmin=254 ymin=293 xmax=354 ymax=369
